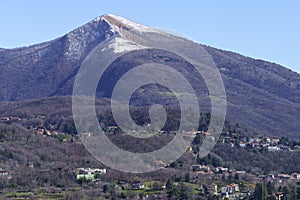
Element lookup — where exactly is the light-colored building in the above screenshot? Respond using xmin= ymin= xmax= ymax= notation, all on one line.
xmin=0 ymin=169 xmax=11 ymax=179
xmin=191 ymin=165 xmax=210 ymax=172
xmin=76 ymin=168 xmax=106 ymax=180
xmin=208 ymin=184 xmax=218 ymax=195
xmin=221 ymin=183 xmax=239 ymax=195
xmin=268 ymin=146 xmax=280 ymax=151
xmin=132 ymin=182 xmax=144 ymax=190
xmin=215 ymin=167 xmax=228 ymax=173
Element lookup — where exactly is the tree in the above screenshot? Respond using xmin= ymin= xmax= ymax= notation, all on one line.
xmin=282 ymin=186 xmax=290 ymax=200
xmin=296 ymin=186 xmax=300 ymax=200
xmin=228 ymin=174 xmax=233 ymax=183
xmin=268 ymin=195 xmax=277 ymax=200
xmin=222 ymin=174 xmax=226 ymax=182
xmin=103 ymin=184 xmax=112 ymax=193
xmin=168 ymin=184 xmax=180 ymax=199
xmin=166 ymin=179 xmax=173 ymax=191
xmin=234 ymin=173 xmax=239 ymax=181
xmin=266 ymin=181 xmax=275 ymax=195
xmin=184 ymin=173 xmax=190 ymax=183
xmin=180 ymin=183 xmax=193 ymax=200
xmin=152 ymin=182 xmax=162 ymax=191
xmin=291 ymin=186 xmax=299 ymax=200
xmin=253 ymin=183 xmax=268 ymax=200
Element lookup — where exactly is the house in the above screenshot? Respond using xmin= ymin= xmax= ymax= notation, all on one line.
xmin=0 ymin=116 xmax=21 ymax=122
xmin=215 ymin=167 xmax=228 ymax=173
xmin=192 ymin=165 xmax=201 ymax=172
xmin=271 ymin=138 xmax=280 ymax=144
xmin=268 ymin=174 xmax=275 ymax=179
xmin=44 ymin=130 xmax=52 ymax=136
xmin=291 ymin=173 xmax=300 ymax=180
xmin=0 ymin=117 xmax=9 ymax=121
xmin=265 ymin=137 xmax=271 ymax=143
xmin=77 ymin=168 xmax=107 ymax=175
xmin=154 ymin=160 xmax=167 ymax=168
xmin=207 ymin=184 xmax=218 ymax=195
xmin=0 ymin=169 xmax=10 ymax=176
xmin=76 ymin=168 xmax=106 ymax=180
xmin=268 ymin=146 xmax=280 ymax=151
xmin=0 ymin=169 xmax=11 ymax=179
xmin=275 ymin=192 xmax=284 ymax=200
xmin=191 ymin=165 xmax=210 ymax=172
xmin=221 ymin=183 xmax=239 ymax=195
xmin=239 ymin=143 xmax=247 ymax=148
xmin=229 ymin=183 xmax=239 ymax=193
xmin=221 ymin=186 xmax=229 ymax=196
xmin=36 ymin=128 xmax=45 ymax=135
xmin=28 ymin=162 xmax=34 ymax=168
xmin=198 ymin=131 xmax=211 ymax=136
xmin=266 ymin=174 xmax=276 ymax=182
xmin=107 ymin=126 xmax=118 ymax=133
xmin=132 ymin=182 xmax=144 ymax=190
xmin=277 ymin=174 xmax=291 ymax=180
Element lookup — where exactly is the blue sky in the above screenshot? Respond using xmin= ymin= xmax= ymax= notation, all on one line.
xmin=1 ymin=1 xmax=299 ymax=72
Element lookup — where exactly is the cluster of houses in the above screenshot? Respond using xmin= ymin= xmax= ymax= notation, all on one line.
xmin=257 ymin=172 xmax=300 ymax=184
xmin=219 ymin=132 xmax=300 ymax=152
xmin=33 ymin=128 xmax=68 ymax=137
xmin=32 ymin=127 xmax=77 ymax=142
xmin=184 ymin=130 xmax=300 ymax=153
xmin=191 ymin=164 xmax=246 ymax=175
xmin=190 ymin=163 xmax=300 ymax=198
xmin=0 ymin=116 xmax=21 ymax=122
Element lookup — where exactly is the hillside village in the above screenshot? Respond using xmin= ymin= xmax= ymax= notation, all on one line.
xmin=1 ymin=114 xmax=300 ymax=199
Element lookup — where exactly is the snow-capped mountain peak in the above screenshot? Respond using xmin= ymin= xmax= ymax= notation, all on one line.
xmin=101 ymin=14 xmax=163 ymax=35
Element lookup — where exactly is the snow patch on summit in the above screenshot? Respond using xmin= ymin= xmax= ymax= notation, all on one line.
xmin=105 ymin=37 xmax=145 ymax=53
xmin=103 ymin=14 xmax=166 ymax=35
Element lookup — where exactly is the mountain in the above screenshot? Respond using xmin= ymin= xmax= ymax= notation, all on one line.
xmin=0 ymin=14 xmax=300 ymax=139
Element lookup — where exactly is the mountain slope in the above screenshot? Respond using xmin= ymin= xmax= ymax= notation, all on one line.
xmin=0 ymin=14 xmax=299 ymax=139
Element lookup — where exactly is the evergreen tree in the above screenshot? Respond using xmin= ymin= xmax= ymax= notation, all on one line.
xmin=268 ymin=195 xmax=277 ymax=200
xmin=234 ymin=173 xmax=239 ymax=181
xmin=166 ymin=179 xmax=173 ymax=191
xmin=291 ymin=186 xmax=299 ymax=200
xmin=282 ymin=186 xmax=290 ymax=200
xmin=296 ymin=186 xmax=300 ymax=200
xmin=253 ymin=183 xmax=268 ymax=200
xmin=184 ymin=172 xmax=190 ymax=183
xmin=266 ymin=181 xmax=275 ymax=195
